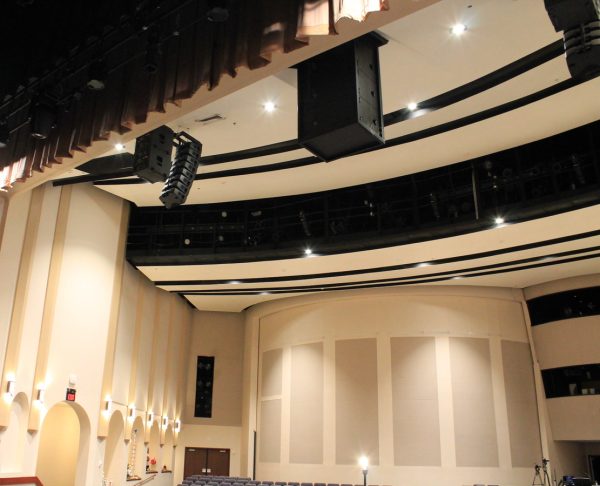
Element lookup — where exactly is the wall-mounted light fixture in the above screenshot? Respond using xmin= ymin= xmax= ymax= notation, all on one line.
xmin=162 ymin=416 xmax=168 ymax=429
xmin=147 ymin=411 xmax=154 ymax=425
xmin=5 ymin=375 xmax=16 ymax=399
xmin=128 ymin=404 xmax=136 ymax=420
xmin=36 ymin=385 xmax=46 ymax=405
xmin=104 ymin=396 xmax=112 ymax=415
xmin=175 ymin=419 xmax=181 ymax=432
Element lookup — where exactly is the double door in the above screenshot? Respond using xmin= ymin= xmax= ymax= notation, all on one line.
xmin=184 ymin=447 xmax=230 ymax=479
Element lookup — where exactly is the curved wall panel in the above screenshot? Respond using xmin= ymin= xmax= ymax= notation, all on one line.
xmin=252 ymin=287 xmax=541 ymax=486
xmin=525 ymin=274 xmax=600 ymax=441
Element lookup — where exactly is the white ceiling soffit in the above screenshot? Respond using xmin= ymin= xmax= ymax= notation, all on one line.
xmin=88 ymin=0 xmax=600 ymax=207
xmin=139 ymin=205 xmax=600 ymax=312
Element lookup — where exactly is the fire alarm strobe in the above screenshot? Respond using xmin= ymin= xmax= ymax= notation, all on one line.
xmin=66 ymin=387 xmax=76 ymax=402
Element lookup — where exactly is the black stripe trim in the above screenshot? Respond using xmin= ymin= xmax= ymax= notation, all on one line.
xmin=174 ymin=245 xmax=600 ymax=294
xmin=152 ymin=228 xmax=600 ymax=285
xmin=383 ymin=39 xmax=564 ymax=125
xmin=94 ymin=41 xmax=568 ymax=187
xmin=178 ymin=251 xmax=600 ymax=297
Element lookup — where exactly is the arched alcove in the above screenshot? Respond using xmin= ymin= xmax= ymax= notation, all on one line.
xmin=162 ymin=425 xmax=174 ymax=473
xmin=147 ymin=422 xmax=160 ymax=473
xmin=127 ymin=416 xmax=146 ymax=480
xmin=0 ymin=392 xmax=29 ymax=472
xmin=104 ymin=411 xmax=126 ymax=485
xmin=36 ymin=401 xmax=91 ymax=486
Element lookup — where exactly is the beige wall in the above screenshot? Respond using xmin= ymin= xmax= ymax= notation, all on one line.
xmin=184 ymin=311 xmax=245 ymax=426
xmin=0 ymin=183 xmax=191 ymax=486
xmin=36 ymin=403 xmax=80 ymax=486
xmin=246 ymin=286 xmax=541 ymax=486
xmin=525 ymin=274 xmax=600 ymax=444
xmin=174 ymin=424 xmax=243 ymax=485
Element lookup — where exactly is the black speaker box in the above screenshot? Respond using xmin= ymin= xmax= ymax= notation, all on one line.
xmin=160 ymin=139 xmax=203 ymax=209
xmin=545 ymin=0 xmax=600 ymax=31
xmin=133 ymin=125 xmax=174 ymax=183
xmin=297 ymin=32 xmax=387 ymax=162
xmin=564 ymin=21 xmax=600 ymax=79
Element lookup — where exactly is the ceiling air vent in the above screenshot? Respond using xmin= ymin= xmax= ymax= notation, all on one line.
xmin=195 ymin=114 xmax=225 ymax=125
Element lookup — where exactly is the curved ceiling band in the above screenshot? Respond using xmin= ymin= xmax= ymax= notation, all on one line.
xmin=94 ymin=40 xmax=568 ymax=186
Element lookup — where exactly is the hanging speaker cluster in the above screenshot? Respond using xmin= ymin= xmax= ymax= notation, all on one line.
xmin=545 ymin=0 xmax=600 ymax=80
xmin=159 ymin=134 xmax=203 ymax=209
xmin=133 ymin=125 xmax=175 ymax=183
xmin=296 ymin=32 xmax=387 ymax=161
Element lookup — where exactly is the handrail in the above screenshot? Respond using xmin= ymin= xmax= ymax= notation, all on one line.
xmin=0 ymin=477 xmax=43 ymax=486
xmin=134 ymin=474 xmax=157 ymax=486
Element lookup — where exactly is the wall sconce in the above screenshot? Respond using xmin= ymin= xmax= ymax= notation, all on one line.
xmin=162 ymin=416 xmax=168 ymax=428
xmin=36 ymin=385 xmax=46 ymax=405
xmin=128 ymin=404 xmax=136 ymax=420
xmin=147 ymin=411 xmax=154 ymax=425
xmin=5 ymin=376 xmax=16 ymax=399
xmin=104 ymin=396 xmax=112 ymax=415
xmin=175 ymin=419 xmax=181 ymax=432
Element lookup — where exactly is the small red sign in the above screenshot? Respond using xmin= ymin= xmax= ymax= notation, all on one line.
xmin=66 ymin=388 xmax=76 ymax=402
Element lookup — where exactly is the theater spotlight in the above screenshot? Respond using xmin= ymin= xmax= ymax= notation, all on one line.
xmin=87 ymin=59 xmax=108 ymax=91
xmin=0 ymin=121 xmax=10 ymax=148
xmin=31 ymin=99 xmax=56 ymax=140
xmin=159 ymin=133 xmax=202 ymax=209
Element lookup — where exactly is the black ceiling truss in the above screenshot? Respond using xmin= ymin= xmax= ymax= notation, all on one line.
xmin=127 ymin=120 xmax=600 ymax=265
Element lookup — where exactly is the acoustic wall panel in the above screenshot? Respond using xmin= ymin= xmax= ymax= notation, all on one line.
xmin=450 ymin=337 xmax=499 ymax=467
xmin=391 ymin=337 xmax=441 ymax=466
xmin=335 ymin=338 xmax=379 ymax=465
xmin=259 ymin=399 xmax=282 ymax=463
xmin=502 ymin=340 xmax=542 ymax=467
xmin=290 ymin=342 xmax=324 ymax=464
xmin=261 ymin=348 xmax=283 ymax=397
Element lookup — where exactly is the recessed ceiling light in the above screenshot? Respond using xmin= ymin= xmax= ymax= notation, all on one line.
xmin=115 ymin=143 xmax=125 ymax=151
xmin=304 ymin=248 xmax=313 ymax=256
xmin=494 ymin=216 xmax=505 ymax=225
xmin=451 ymin=23 xmax=467 ymax=36
xmin=263 ymin=101 xmax=276 ymax=113
xmin=407 ymin=102 xmax=418 ymax=111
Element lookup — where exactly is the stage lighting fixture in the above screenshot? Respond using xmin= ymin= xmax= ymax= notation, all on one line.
xmin=159 ymin=133 xmax=202 ymax=209
xmin=31 ymin=100 xmax=56 ymax=140
xmin=87 ymin=59 xmax=108 ymax=91
xmin=207 ymin=0 xmax=229 ymax=22
xmin=0 ymin=121 xmax=10 ymax=148
xmin=144 ymin=29 xmax=162 ymax=74
xmin=545 ymin=0 xmax=600 ymax=80
xmin=133 ymin=125 xmax=175 ymax=183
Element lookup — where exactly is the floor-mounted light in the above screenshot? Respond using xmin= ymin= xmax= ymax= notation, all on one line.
xmin=359 ymin=455 xmax=369 ymax=486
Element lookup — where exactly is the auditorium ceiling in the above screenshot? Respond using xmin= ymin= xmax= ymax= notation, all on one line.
xmin=51 ymin=0 xmax=600 ymax=312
